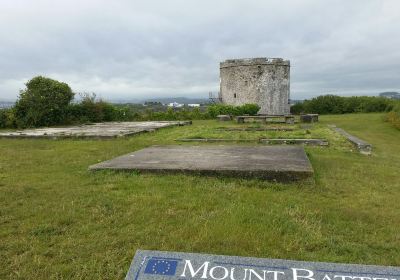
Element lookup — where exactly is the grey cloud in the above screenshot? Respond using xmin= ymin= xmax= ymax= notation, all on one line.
xmin=0 ymin=0 xmax=399 ymax=101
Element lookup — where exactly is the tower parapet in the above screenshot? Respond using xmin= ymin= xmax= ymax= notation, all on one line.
xmin=220 ymin=57 xmax=290 ymax=68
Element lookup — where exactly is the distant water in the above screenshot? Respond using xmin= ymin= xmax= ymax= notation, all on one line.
xmin=0 ymin=102 xmax=14 ymax=109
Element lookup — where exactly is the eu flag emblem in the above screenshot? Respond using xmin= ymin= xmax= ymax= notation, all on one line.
xmin=144 ymin=258 xmax=178 ymax=276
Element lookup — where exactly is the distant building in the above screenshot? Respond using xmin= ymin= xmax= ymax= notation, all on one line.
xmin=220 ymin=57 xmax=290 ymax=115
xmin=168 ymin=102 xmax=184 ymax=108
xmin=144 ymin=101 xmax=162 ymax=106
xmin=188 ymin=104 xmax=200 ymax=107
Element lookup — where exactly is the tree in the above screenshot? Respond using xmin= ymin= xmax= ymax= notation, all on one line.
xmin=14 ymin=76 xmax=74 ymax=127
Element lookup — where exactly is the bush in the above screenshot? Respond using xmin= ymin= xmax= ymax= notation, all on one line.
xmin=136 ymin=107 xmax=209 ymax=121
xmin=239 ymin=104 xmax=261 ymax=115
xmin=207 ymin=104 xmax=260 ymax=118
xmin=66 ymin=93 xmax=121 ymax=123
xmin=0 ymin=109 xmax=16 ymax=128
xmin=14 ymin=76 xmax=74 ymax=127
xmin=290 ymin=103 xmax=305 ymax=114
xmin=385 ymin=102 xmax=400 ymax=130
xmin=291 ymin=95 xmax=394 ymax=115
xmin=305 ymin=95 xmax=345 ymax=114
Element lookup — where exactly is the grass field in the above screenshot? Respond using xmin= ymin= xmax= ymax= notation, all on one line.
xmin=0 ymin=113 xmax=399 ymax=279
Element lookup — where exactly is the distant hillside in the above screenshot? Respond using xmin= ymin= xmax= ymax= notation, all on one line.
xmin=290 ymin=99 xmax=304 ymax=105
xmin=379 ymin=92 xmax=400 ymax=99
xmin=0 ymin=101 xmax=14 ymax=109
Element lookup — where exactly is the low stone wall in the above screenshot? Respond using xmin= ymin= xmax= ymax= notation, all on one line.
xmin=329 ymin=125 xmax=372 ymax=155
xmin=176 ymin=138 xmax=328 ymax=146
xmin=259 ymin=138 xmax=328 ymax=146
xmin=215 ymin=127 xmax=294 ymax=131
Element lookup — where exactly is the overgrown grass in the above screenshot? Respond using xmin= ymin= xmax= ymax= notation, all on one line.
xmin=177 ymin=121 xmax=348 ymax=146
xmin=0 ymin=113 xmax=399 ymax=279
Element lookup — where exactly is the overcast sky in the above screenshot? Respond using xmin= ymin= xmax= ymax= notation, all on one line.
xmin=1 ymin=0 xmax=399 ymax=101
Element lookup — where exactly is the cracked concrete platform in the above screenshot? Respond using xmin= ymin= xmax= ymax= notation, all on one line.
xmin=89 ymin=145 xmax=314 ymax=181
xmin=0 ymin=121 xmax=191 ymax=139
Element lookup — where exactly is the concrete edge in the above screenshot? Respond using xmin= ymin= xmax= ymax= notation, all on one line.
xmin=328 ymin=125 xmax=372 ymax=155
xmin=175 ymin=138 xmax=328 ymax=146
xmin=88 ymin=166 xmax=313 ymax=182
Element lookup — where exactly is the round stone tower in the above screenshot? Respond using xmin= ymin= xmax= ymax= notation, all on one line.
xmin=219 ymin=57 xmax=290 ymax=115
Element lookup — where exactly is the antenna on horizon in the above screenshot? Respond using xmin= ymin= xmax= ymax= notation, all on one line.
xmin=209 ymin=91 xmax=222 ymax=103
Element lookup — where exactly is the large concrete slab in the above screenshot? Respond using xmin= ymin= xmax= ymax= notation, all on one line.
xmin=89 ymin=145 xmax=314 ymax=181
xmin=0 ymin=121 xmax=190 ymax=139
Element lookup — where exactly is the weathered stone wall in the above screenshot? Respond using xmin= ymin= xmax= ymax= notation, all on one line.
xmin=220 ymin=57 xmax=290 ymax=115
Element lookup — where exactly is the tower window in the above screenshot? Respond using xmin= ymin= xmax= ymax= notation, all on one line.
xmin=234 ymin=93 xmax=237 ymax=98
xmin=257 ymin=65 xmax=263 ymax=75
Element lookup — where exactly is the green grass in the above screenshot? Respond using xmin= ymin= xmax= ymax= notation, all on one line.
xmin=180 ymin=123 xmax=330 ymax=139
xmin=176 ymin=121 xmax=350 ymax=150
xmin=0 ymin=113 xmax=399 ymax=279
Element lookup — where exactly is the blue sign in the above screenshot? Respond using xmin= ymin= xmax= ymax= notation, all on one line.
xmin=125 ymin=250 xmax=400 ymax=280
xmin=144 ymin=258 xmax=178 ymax=276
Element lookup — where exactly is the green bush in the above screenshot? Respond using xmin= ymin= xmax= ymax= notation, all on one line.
xmin=305 ymin=95 xmax=345 ymax=114
xmin=240 ymin=103 xmax=261 ymax=115
xmin=290 ymin=103 xmax=305 ymax=114
xmin=137 ymin=107 xmax=209 ymax=121
xmin=14 ymin=76 xmax=74 ymax=128
xmin=0 ymin=109 xmax=6 ymax=128
xmin=0 ymin=109 xmax=16 ymax=128
xmin=291 ymin=95 xmax=394 ymax=115
xmin=207 ymin=104 xmax=260 ymax=118
xmin=385 ymin=102 xmax=400 ymax=130
xmin=66 ymin=93 xmax=121 ymax=123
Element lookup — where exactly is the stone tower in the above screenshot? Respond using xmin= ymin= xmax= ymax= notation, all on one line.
xmin=219 ymin=57 xmax=290 ymax=115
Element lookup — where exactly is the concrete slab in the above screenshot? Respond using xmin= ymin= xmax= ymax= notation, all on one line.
xmin=89 ymin=145 xmax=314 ymax=181
xmin=0 ymin=121 xmax=191 ymax=139
xmin=328 ymin=125 xmax=372 ymax=155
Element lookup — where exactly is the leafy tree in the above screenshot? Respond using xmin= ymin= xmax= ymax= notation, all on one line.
xmin=14 ymin=76 xmax=74 ymax=127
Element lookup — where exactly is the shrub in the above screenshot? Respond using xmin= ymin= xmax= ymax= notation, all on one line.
xmin=385 ymin=102 xmax=400 ymax=130
xmin=290 ymin=103 xmax=305 ymax=114
xmin=305 ymin=95 xmax=345 ymax=114
xmin=66 ymin=93 xmax=120 ymax=123
xmin=14 ymin=76 xmax=74 ymax=127
xmin=361 ymin=97 xmax=393 ymax=112
xmin=0 ymin=109 xmax=16 ymax=128
xmin=292 ymin=95 xmax=394 ymax=115
xmin=207 ymin=104 xmax=260 ymax=118
xmin=239 ymin=104 xmax=261 ymax=115
xmin=137 ymin=107 xmax=209 ymax=121
xmin=0 ymin=109 xmax=6 ymax=128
